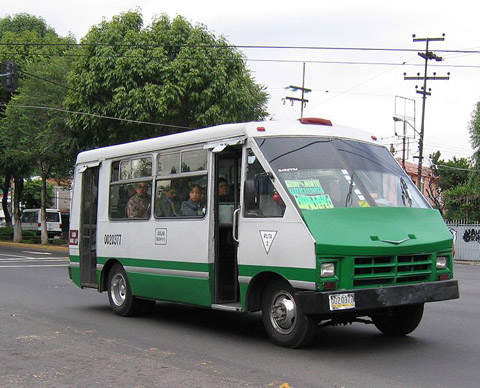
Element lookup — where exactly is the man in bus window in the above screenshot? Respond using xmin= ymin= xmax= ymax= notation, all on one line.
xmin=126 ymin=182 xmax=151 ymax=218
xmin=155 ymin=187 xmax=179 ymax=217
xmin=218 ymin=178 xmax=233 ymax=202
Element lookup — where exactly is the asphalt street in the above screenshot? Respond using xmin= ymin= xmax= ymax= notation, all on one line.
xmin=0 ymin=243 xmax=479 ymax=388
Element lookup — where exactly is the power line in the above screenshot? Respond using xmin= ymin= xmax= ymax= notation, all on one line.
xmin=2 ymin=41 xmax=480 ymax=54
xmin=0 ymin=104 xmax=191 ymax=130
xmin=21 ymin=70 xmax=82 ymax=93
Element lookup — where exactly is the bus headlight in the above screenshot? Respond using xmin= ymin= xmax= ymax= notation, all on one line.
xmin=321 ymin=263 xmax=335 ymax=277
xmin=436 ymin=256 xmax=448 ymax=269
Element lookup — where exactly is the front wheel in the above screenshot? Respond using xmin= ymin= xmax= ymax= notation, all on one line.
xmin=372 ymin=303 xmax=424 ymax=336
xmin=107 ymin=263 xmax=143 ymax=317
xmin=261 ymin=279 xmax=317 ymax=348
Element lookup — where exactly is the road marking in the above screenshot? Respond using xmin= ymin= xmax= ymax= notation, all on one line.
xmin=21 ymin=251 xmax=52 ymax=255
xmin=0 ymin=257 xmax=68 ymax=262
xmin=0 ymin=253 xmax=25 ymax=258
xmin=0 ymin=264 xmax=69 ymax=268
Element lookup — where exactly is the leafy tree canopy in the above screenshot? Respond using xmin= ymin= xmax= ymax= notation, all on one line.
xmin=468 ymin=101 xmax=480 ymax=187
xmin=64 ymin=11 xmax=269 ymax=149
xmin=0 ymin=13 xmax=55 ymax=39
xmin=22 ymin=179 xmax=54 ymax=209
xmin=0 ymin=13 xmax=75 ymax=105
xmin=0 ymin=55 xmax=74 ymax=176
xmin=443 ymin=185 xmax=480 ymax=222
xmin=429 ymin=151 xmax=470 ymax=192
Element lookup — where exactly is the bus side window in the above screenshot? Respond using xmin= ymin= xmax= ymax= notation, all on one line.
xmin=109 ymin=157 xmax=153 ymax=220
xmin=155 ymin=176 xmax=207 ymax=218
xmin=244 ymin=153 xmax=285 ymax=218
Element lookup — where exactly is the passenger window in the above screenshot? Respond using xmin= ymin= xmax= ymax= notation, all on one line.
xmin=182 ymin=149 xmax=207 ymax=172
xmin=157 ymin=153 xmax=180 ymax=176
xmin=244 ymin=152 xmax=285 ymax=218
xmin=155 ymin=148 xmax=207 ymax=219
xmin=155 ymin=176 xmax=207 ymax=218
xmin=109 ymin=158 xmax=153 ymax=220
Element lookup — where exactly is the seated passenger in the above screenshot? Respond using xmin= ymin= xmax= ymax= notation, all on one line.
xmin=126 ymin=182 xmax=151 ymax=218
xmin=180 ymin=185 xmax=205 ymax=217
xmin=156 ymin=187 xmax=180 ymax=217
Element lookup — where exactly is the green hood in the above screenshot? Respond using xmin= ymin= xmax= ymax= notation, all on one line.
xmin=301 ymin=207 xmax=452 ymax=256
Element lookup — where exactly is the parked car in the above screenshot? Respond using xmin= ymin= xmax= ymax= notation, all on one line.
xmin=21 ymin=209 xmax=63 ymax=237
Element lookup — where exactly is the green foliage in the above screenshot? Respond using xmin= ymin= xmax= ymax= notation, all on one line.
xmin=0 ymin=226 xmax=38 ymax=241
xmin=430 ymin=151 xmax=470 ymax=192
xmin=443 ymin=185 xmax=480 ymax=222
xmin=0 ymin=13 xmax=55 ymax=39
xmin=0 ymin=55 xmax=75 ymax=173
xmin=468 ymin=101 xmax=480 ymax=187
xmin=22 ymin=179 xmax=54 ymax=208
xmin=65 ymin=11 xmax=268 ymax=149
xmin=0 ymin=13 xmax=75 ymax=106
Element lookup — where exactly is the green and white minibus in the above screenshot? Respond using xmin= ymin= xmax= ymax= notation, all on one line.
xmin=68 ymin=117 xmax=459 ymax=348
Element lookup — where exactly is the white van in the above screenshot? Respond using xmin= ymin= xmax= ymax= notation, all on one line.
xmin=21 ymin=209 xmax=63 ymax=237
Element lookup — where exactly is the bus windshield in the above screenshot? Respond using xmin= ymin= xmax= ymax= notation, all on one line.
xmin=254 ymin=137 xmax=429 ymax=210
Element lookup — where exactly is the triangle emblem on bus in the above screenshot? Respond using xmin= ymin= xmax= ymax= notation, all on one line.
xmin=259 ymin=230 xmax=278 ymax=254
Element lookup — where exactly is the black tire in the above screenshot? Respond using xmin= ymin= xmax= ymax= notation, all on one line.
xmin=261 ymin=278 xmax=317 ymax=348
xmin=372 ymin=303 xmax=424 ymax=336
xmin=107 ymin=263 xmax=143 ymax=317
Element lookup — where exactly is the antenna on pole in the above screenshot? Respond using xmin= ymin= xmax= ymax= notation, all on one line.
xmin=284 ymin=63 xmax=310 ymax=118
xmin=404 ymin=34 xmax=450 ymax=191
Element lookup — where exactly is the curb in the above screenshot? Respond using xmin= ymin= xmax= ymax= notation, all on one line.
xmin=0 ymin=241 xmax=68 ymax=252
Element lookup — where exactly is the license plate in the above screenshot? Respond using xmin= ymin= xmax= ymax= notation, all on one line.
xmin=329 ymin=293 xmax=355 ymax=311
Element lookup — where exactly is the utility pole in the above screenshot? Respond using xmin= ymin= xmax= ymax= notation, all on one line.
xmin=284 ymin=63 xmax=311 ymax=118
xmin=404 ymin=34 xmax=449 ymax=191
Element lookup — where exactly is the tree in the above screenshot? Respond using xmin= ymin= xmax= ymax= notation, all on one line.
xmin=64 ymin=11 xmax=268 ymax=150
xmin=429 ymin=151 xmax=470 ymax=191
xmin=0 ymin=55 xmax=73 ymax=243
xmin=22 ymin=179 xmax=54 ymax=209
xmin=0 ymin=13 xmax=74 ymax=241
xmin=443 ymin=185 xmax=480 ymax=222
xmin=469 ymin=101 xmax=480 ymax=187
xmin=433 ymin=102 xmax=480 ymax=221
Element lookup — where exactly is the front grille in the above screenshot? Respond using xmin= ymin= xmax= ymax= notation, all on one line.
xmin=353 ymin=254 xmax=432 ymax=288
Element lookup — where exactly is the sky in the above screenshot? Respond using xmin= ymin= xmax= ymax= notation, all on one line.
xmin=3 ymin=0 xmax=480 ymax=162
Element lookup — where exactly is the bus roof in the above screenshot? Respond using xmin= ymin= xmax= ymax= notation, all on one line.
xmin=75 ymin=118 xmax=380 ymax=164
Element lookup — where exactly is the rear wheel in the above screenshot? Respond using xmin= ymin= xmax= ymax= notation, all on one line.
xmin=107 ymin=263 xmax=143 ymax=317
xmin=372 ymin=303 xmax=424 ymax=336
xmin=261 ymin=279 xmax=317 ymax=348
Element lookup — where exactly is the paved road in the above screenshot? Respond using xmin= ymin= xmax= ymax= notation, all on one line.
xmin=0 ymin=245 xmax=479 ymax=387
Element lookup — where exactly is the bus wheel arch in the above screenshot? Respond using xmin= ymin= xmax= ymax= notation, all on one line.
xmin=260 ymin=277 xmax=317 ymax=348
xmin=106 ymin=262 xmax=143 ymax=317
xmin=100 ymin=259 xmax=120 ymax=292
xmin=245 ymin=272 xmax=287 ymax=312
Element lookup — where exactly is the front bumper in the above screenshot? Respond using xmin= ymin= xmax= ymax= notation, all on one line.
xmin=295 ymin=280 xmax=459 ymax=315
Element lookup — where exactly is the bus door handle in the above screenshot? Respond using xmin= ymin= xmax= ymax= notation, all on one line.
xmin=232 ymin=208 xmax=240 ymax=243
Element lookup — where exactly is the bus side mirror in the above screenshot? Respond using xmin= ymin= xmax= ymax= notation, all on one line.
xmin=244 ymin=179 xmax=258 ymax=210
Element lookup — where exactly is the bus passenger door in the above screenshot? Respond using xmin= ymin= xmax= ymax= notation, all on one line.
xmin=80 ymin=166 xmax=99 ymax=288
xmin=214 ymin=147 xmax=241 ymax=303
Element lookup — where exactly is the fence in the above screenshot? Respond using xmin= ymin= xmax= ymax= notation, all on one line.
xmin=446 ymin=221 xmax=480 ymax=261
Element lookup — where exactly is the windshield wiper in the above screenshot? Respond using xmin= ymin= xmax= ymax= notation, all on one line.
xmin=400 ymin=177 xmax=413 ymax=207
xmin=345 ymin=175 xmax=354 ymax=207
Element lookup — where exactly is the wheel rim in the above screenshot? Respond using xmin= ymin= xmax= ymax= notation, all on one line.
xmin=269 ymin=290 xmax=297 ymax=335
xmin=110 ymin=272 xmax=127 ymax=307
